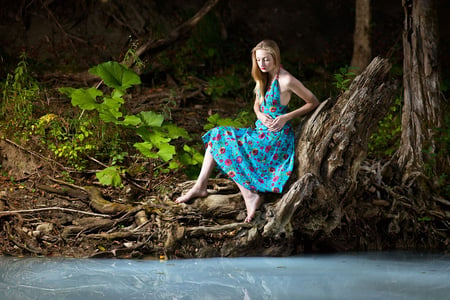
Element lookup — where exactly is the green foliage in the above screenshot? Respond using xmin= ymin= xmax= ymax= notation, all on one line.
xmin=368 ymin=97 xmax=402 ymax=158
xmin=0 ymin=54 xmax=108 ymax=170
xmin=1 ymin=53 xmax=40 ymax=127
xmin=31 ymin=114 xmax=98 ymax=169
xmin=122 ymin=42 xmax=144 ymax=69
xmin=203 ymin=111 xmax=252 ymax=131
xmin=333 ymin=65 xmax=357 ymax=91
xmin=90 ymin=61 xmax=141 ymax=91
xmin=59 ymin=61 xmax=199 ymax=186
xmin=205 ymin=72 xmax=242 ymax=100
xmin=157 ymin=13 xmax=225 ymax=78
xmin=178 ymin=144 xmax=204 ymax=166
xmin=153 ymin=12 xmax=247 ymax=99
xmin=423 ymin=113 xmax=450 ymax=198
xmin=96 ymin=166 xmax=123 ymax=187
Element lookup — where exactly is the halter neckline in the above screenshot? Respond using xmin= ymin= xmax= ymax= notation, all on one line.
xmin=268 ymin=67 xmax=280 ymax=85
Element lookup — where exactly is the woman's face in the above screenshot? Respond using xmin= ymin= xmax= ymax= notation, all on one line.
xmin=255 ymin=49 xmax=275 ymax=73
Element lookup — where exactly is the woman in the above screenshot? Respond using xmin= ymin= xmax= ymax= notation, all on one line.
xmin=175 ymin=40 xmax=319 ymax=222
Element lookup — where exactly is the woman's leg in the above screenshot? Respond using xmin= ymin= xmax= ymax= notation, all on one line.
xmin=235 ymin=182 xmax=262 ymax=222
xmin=175 ymin=147 xmax=215 ymax=203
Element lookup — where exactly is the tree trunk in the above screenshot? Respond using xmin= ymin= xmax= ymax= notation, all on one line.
xmin=398 ymin=0 xmax=443 ymax=185
xmin=171 ymin=57 xmax=396 ymax=257
xmin=351 ymin=0 xmax=372 ymax=73
xmin=262 ymin=57 xmax=395 ymax=255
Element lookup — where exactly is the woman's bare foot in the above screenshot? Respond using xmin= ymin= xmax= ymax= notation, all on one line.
xmin=244 ymin=192 xmax=262 ymax=222
xmin=175 ymin=186 xmax=208 ymax=203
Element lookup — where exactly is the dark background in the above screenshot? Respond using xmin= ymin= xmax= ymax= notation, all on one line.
xmin=0 ymin=0 xmax=448 ymax=83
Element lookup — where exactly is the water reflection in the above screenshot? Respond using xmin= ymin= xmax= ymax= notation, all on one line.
xmin=0 ymin=252 xmax=448 ymax=300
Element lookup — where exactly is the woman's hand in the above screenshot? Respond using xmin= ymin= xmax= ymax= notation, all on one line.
xmin=258 ymin=113 xmax=287 ymax=132
xmin=267 ymin=115 xmax=287 ymax=132
xmin=258 ymin=113 xmax=274 ymax=128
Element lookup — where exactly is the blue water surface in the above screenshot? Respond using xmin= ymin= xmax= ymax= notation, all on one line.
xmin=0 ymin=251 xmax=448 ymax=300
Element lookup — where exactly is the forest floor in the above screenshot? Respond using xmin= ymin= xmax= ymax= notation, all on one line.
xmin=0 ymin=81 xmax=252 ymax=258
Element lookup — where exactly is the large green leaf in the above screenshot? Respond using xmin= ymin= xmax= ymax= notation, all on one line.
xmin=96 ymin=166 xmax=122 ymax=187
xmin=99 ymin=108 xmax=122 ymax=123
xmin=138 ymin=111 xmax=164 ymax=127
xmin=157 ymin=143 xmax=176 ymax=162
xmin=133 ymin=141 xmax=175 ymax=161
xmin=136 ymin=127 xmax=152 ymax=141
xmin=148 ymin=129 xmax=171 ymax=146
xmin=136 ymin=127 xmax=172 ymax=145
xmin=121 ymin=115 xmax=142 ymax=126
xmin=103 ymin=96 xmax=124 ymax=111
xmin=163 ymin=123 xmax=190 ymax=139
xmin=134 ymin=142 xmax=158 ymax=159
xmin=89 ymin=61 xmax=141 ymax=90
xmin=71 ymin=88 xmax=103 ymax=110
xmin=97 ymin=96 xmax=124 ymax=122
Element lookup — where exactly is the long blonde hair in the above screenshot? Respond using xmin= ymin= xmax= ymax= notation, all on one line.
xmin=251 ymin=40 xmax=281 ymax=104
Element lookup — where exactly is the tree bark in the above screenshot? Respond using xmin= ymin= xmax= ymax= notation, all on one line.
xmin=262 ymin=57 xmax=395 ymax=254
xmin=398 ymin=0 xmax=443 ymax=184
xmin=351 ymin=0 xmax=372 ymax=73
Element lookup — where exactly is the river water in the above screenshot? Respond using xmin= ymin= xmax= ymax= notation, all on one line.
xmin=0 ymin=251 xmax=448 ymax=300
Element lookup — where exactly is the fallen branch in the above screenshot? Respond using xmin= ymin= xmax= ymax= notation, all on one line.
xmin=36 ymin=183 xmax=88 ymax=201
xmin=85 ymin=231 xmax=138 ymax=240
xmin=132 ymin=0 xmax=220 ymax=63
xmin=87 ymin=156 xmax=149 ymax=192
xmin=187 ymin=222 xmax=253 ymax=236
xmin=48 ymin=176 xmax=88 ymax=193
xmin=84 ymin=186 xmax=134 ymax=215
xmin=0 ymin=207 xmax=111 ymax=218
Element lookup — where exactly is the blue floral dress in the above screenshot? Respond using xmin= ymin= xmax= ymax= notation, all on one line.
xmin=202 ymin=74 xmax=295 ymax=193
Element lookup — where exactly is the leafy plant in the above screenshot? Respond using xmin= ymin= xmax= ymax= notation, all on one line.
xmin=96 ymin=166 xmax=123 ymax=187
xmin=368 ymin=97 xmax=402 ymax=158
xmin=31 ymin=113 xmax=98 ymax=169
xmin=423 ymin=113 xmax=450 ymax=197
xmin=203 ymin=111 xmax=252 ymax=131
xmin=204 ymin=72 xmax=242 ymax=100
xmin=334 ymin=65 xmax=357 ymax=91
xmin=1 ymin=53 xmax=40 ymax=127
xmin=122 ymin=40 xmax=144 ymax=69
xmin=59 ymin=61 xmax=200 ymax=186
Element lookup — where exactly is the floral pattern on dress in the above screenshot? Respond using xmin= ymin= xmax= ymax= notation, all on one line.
xmin=202 ymin=74 xmax=294 ymax=193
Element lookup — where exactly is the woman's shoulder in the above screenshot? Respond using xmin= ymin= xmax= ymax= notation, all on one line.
xmin=278 ymin=68 xmax=301 ymax=86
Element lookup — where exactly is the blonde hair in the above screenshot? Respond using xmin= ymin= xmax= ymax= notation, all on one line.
xmin=251 ymin=40 xmax=281 ymax=104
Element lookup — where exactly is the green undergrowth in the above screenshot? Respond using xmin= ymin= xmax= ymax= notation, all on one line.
xmin=368 ymin=96 xmax=402 ymax=158
xmin=1 ymin=55 xmax=205 ymax=188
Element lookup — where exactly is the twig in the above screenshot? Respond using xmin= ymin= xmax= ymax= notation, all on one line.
xmin=47 ymin=176 xmax=87 ymax=193
xmin=0 ymin=207 xmax=111 ymax=218
xmin=187 ymin=222 xmax=253 ymax=236
xmin=132 ymin=220 xmax=152 ymax=232
xmin=86 ymin=156 xmax=150 ymax=192
xmin=87 ymin=156 xmax=108 ymax=168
